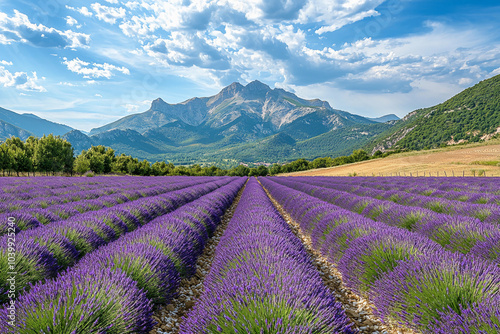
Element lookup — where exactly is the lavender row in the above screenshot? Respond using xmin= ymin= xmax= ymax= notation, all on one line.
xmin=0 ymin=176 xmax=189 ymax=213
xmin=324 ymin=176 xmax=500 ymax=197
xmin=0 ymin=177 xmax=214 ymax=236
xmin=291 ymin=177 xmax=500 ymax=223
xmin=0 ymin=178 xmax=245 ymax=333
xmin=0 ymin=176 xmax=136 ymax=199
xmin=306 ymin=176 xmax=500 ymax=205
xmin=0 ymin=177 xmax=235 ymax=304
xmin=260 ymin=177 xmax=500 ymax=333
xmin=180 ymin=178 xmax=356 ymax=334
xmin=269 ymin=177 xmax=500 ymax=263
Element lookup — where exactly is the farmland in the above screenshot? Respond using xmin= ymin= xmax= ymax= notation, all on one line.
xmin=1 ymin=175 xmax=499 ymax=333
xmin=284 ymin=140 xmax=500 ymax=177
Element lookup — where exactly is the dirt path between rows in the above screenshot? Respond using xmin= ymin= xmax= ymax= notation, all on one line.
xmin=150 ymin=180 xmax=247 ymax=334
xmin=259 ymin=179 xmax=418 ymax=334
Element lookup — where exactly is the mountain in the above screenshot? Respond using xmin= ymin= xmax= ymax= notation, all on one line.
xmin=365 ymin=74 xmax=500 ymax=153
xmin=90 ymin=80 xmax=374 ymax=139
xmin=0 ymin=120 xmax=34 ymax=140
xmin=368 ymin=114 xmax=400 ymax=123
xmin=77 ymin=80 xmax=384 ymax=165
xmin=62 ymin=130 xmax=95 ymax=154
xmin=0 ymin=107 xmax=73 ymax=138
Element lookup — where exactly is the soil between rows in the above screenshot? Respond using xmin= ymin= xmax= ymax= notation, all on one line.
xmin=150 ymin=180 xmax=247 ymax=334
xmin=151 ymin=178 xmax=419 ymax=333
xmin=258 ymin=178 xmax=418 ymax=334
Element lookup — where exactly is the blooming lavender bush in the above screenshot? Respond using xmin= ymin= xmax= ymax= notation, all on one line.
xmin=0 ymin=266 xmax=155 ymax=334
xmin=0 ymin=177 xmax=236 ymax=304
xmin=180 ymin=179 xmax=356 ymax=334
xmin=268 ymin=176 xmax=500 ymax=262
xmin=373 ymin=252 xmax=500 ymax=332
xmin=0 ymin=177 xmax=244 ymax=332
xmin=260 ymin=176 xmax=500 ymax=333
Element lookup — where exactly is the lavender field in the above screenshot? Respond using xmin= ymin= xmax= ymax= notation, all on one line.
xmin=1 ymin=176 xmax=499 ymax=333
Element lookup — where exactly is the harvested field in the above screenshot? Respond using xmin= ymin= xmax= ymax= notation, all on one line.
xmin=284 ymin=141 xmax=500 ymax=177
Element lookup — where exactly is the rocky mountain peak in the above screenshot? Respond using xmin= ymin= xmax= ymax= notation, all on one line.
xmin=221 ymin=82 xmax=244 ymax=95
xmin=151 ymin=98 xmax=167 ymax=110
xmin=245 ymin=80 xmax=271 ymax=92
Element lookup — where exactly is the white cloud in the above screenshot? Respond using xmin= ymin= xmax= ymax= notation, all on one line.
xmin=0 ymin=60 xmax=13 ymax=66
xmin=298 ymin=0 xmax=387 ymax=33
xmin=65 ymin=16 xmax=78 ymax=26
xmin=124 ymin=103 xmax=139 ymax=113
xmin=62 ymin=57 xmax=130 ymax=79
xmin=315 ymin=9 xmax=379 ymax=34
xmin=0 ymin=66 xmax=46 ymax=92
xmin=144 ymin=31 xmax=230 ymax=70
xmin=95 ymin=93 xmax=102 ymax=97
xmin=0 ymin=10 xmax=90 ymax=48
xmin=123 ymin=100 xmax=150 ymax=113
xmin=66 ymin=6 xmax=93 ymax=17
xmin=91 ymin=3 xmax=127 ymax=24
xmin=57 ymin=80 xmax=99 ymax=87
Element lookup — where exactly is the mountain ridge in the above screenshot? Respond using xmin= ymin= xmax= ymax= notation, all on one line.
xmin=89 ymin=80 xmax=363 ymax=136
xmin=0 ymin=107 xmax=73 ymax=138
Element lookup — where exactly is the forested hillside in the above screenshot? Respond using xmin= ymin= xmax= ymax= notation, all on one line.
xmin=366 ymin=74 xmax=500 ymax=152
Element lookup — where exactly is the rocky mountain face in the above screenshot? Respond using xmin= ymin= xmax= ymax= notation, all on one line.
xmin=89 ymin=80 xmax=370 ymax=139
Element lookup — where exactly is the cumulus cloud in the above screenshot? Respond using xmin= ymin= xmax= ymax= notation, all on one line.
xmin=65 ymin=16 xmax=78 ymax=26
xmin=62 ymin=57 xmax=130 ymax=79
xmin=0 ymin=10 xmax=90 ymax=48
xmin=101 ymin=0 xmax=395 ymax=88
xmin=122 ymin=100 xmax=150 ymax=113
xmin=66 ymin=6 xmax=93 ymax=17
xmin=145 ymin=32 xmax=230 ymax=70
xmin=0 ymin=65 xmax=46 ymax=92
xmin=299 ymin=0 xmax=387 ymax=34
xmin=91 ymin=3 xmax=127 ymax=24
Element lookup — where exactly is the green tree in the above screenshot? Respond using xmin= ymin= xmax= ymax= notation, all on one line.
xmin=112 ymin=154 xmax=135 ymax=174
xmin=138 ymin=160 xmax=151 ymax=176
xmin=269 ymin=163 xmax=282 ymax=175
xmin=33 ymin=135 xmax=74 ymax=175
xmin=0 ymin=142 xmax=12 ymax=176
xmin=76 ymin=145 xmax=115 ymax=174
xmin=229 ymin=165 xmax=250 ymax=176
xmin=311 ymin=157 xmax=332 ymax=169
xmin=351 ymin=149 xmax=369 ymax=162
xmin=73 ymin=154 xmax=91 ymax=174
xmin=126 ymin=158 xmax=141 ymax=175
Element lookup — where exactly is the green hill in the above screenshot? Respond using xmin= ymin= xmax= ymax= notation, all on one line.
xmin=365 ymin=74 xmax=500 ymax=153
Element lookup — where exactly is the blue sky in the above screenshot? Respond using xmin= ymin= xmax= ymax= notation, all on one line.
xmin=0 ymin=0 xmax=499 ymax=131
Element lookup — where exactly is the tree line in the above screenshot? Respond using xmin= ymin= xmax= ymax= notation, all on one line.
xmin=0 ymin=135 xmax=389 ymax=177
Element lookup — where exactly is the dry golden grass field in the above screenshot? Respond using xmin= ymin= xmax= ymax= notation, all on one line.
xmin=283 ymin=139 xmax=500 ymax=177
